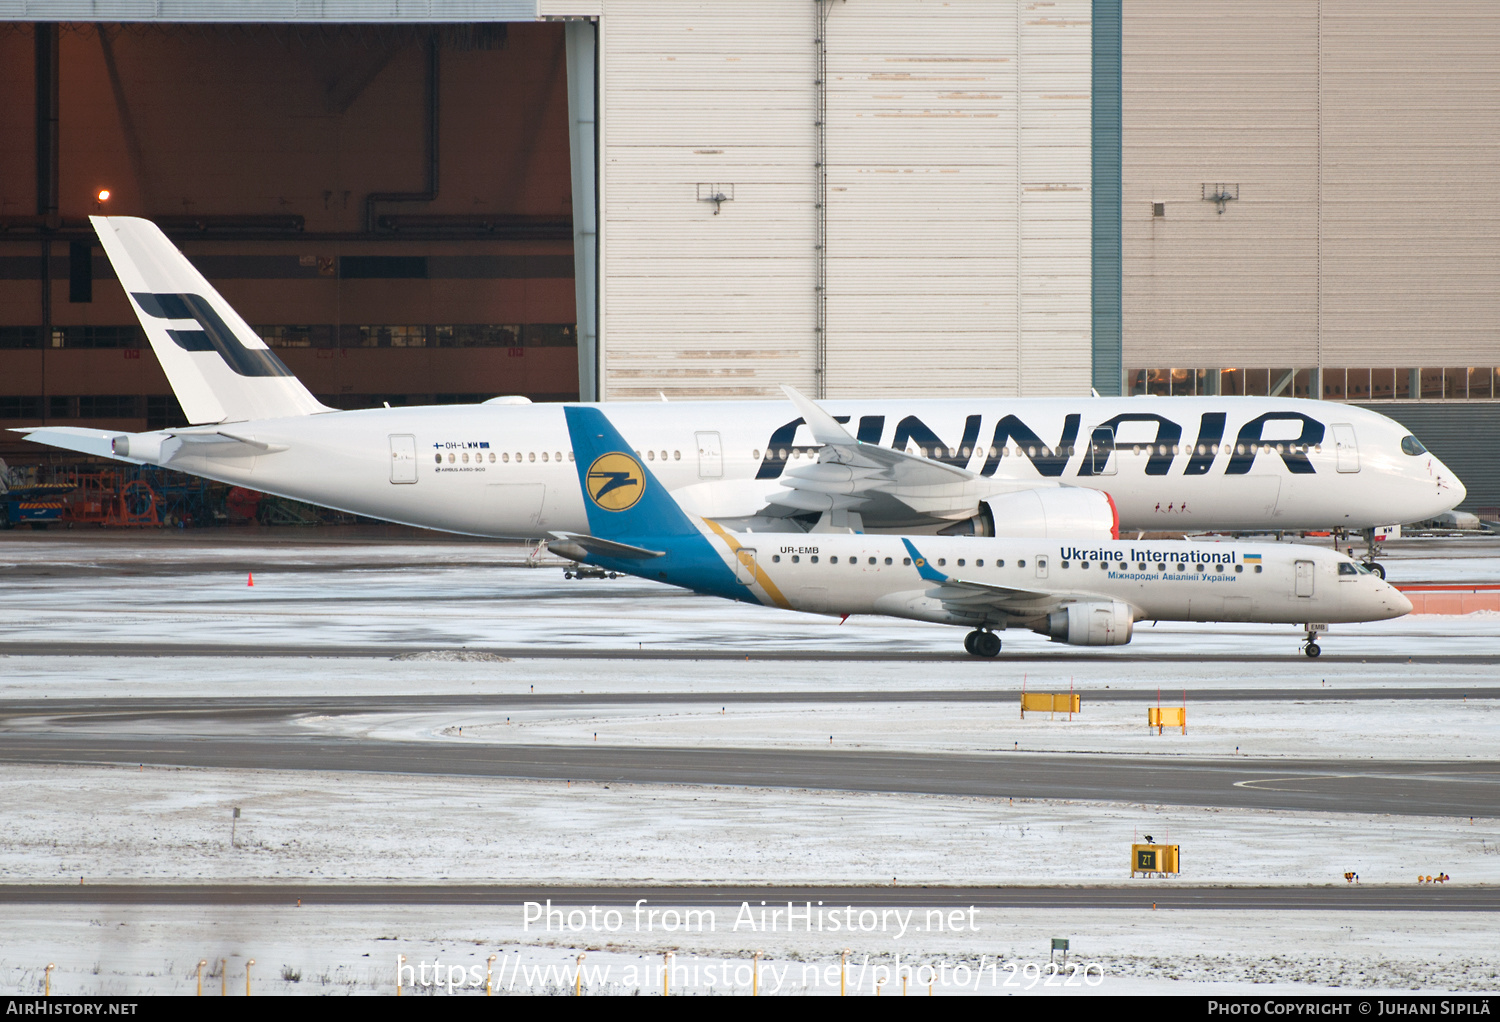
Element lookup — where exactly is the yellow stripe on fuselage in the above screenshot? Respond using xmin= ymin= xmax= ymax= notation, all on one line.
xmin=700 ymin=518 xmax=793 ymax=610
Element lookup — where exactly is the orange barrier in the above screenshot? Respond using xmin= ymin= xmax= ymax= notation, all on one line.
xmin=1020 ymin=692 xmax=1080 ymax=719
xmin=1398 ymin=590 xmax=1500 ymax=614
xmin=1149 ymin=706 xmax=1186 ymax=734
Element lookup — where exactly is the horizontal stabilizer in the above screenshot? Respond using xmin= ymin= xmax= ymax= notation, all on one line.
xmin=9 ymin=426 xmax=122 ymax=460
xmin=547 ymin=531 xmax=665 ymax=560
xmin=13 ymin=426 xmax=287 ymax=465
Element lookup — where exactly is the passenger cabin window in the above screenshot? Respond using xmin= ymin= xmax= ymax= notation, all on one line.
xmin=1255 ymin=565 xmax=1263 ymax=573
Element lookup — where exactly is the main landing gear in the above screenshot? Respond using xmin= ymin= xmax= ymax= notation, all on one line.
xmin=964 ymin=629 xmax=1001 ymax=658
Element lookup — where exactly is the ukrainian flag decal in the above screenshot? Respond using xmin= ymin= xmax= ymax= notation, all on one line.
xmin=585 ymin=452 xmax=646 ymax=511
xmin=1244 ymin=553 xmax=1262 ymax=564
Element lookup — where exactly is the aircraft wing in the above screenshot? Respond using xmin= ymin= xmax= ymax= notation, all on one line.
xmin=899 ymin=538 xmax=1061 ymax=616
xmin=769 ymin=385 xmax=998 ymax=518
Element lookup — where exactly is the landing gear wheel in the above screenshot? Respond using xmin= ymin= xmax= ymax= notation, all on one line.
xmin=1304 ymin=642 xmax=1321 ymax=659
xmin=1367 ymin=562 xmax=1386 ymax=579
xmin=974 ymin=631 xmax=1002 ymax=658
xmin=963 ymin=630 xmax=980 ymax=655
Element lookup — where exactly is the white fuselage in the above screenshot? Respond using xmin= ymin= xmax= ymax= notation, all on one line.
xmin=715 ymin=534 xmax=1410 ymax=628
xmin=144 ymin=396 xmax=1463 ymax=540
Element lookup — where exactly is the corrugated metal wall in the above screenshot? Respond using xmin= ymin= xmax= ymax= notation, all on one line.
xmin=598 ymin=0 xmax=1094 ymax=401
xmin=598 ymin=0 xmax=817 ymax=400
xmin=1122 ymin=0 xmax=1500 ymax=371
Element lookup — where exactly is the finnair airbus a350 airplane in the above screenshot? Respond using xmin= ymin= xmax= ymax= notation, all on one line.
xmin=550 ymin=404 xmax=1410 ymax=657
xmin=15 ymin=218 xmax=1465 ymax=563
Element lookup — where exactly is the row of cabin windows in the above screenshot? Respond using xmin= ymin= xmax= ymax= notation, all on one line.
xmin=1058 ymin=561 xmax=1260 ymax=573
xmin=434 ymin=443 xmax=1316 ymax=468
xmin=766 ymin=554 xmax=1263 ymax=574
xmin=437 ymin=450 xmax=577 ymax=465
xmin=758 ymin=443 xmax=1320 ymax=461
xmin=435 ymin=449 xmax=685 ymax=465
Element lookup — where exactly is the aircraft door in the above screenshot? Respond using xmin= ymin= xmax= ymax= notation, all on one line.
xmin=389 ymin=434 xmax=418 ymax=484
xmin=695 ymin=431 xmax=724 ymax=478
xmin=1332 ymin=423 xmax=1360 ymax=473
xmin=1087 ymin=427 xmax=1117 ymax=475
xmin=1295 ymin=559 xmax=1315 ymax=597
xmin=734 ymin=547 xmax=757 ymax=585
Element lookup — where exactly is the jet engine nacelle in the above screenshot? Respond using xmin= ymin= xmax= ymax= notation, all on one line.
xmin=1041 ymin=601 xmax=1135 ymax=646
xmin=985 ymin=488 xmax=1118 ymax=542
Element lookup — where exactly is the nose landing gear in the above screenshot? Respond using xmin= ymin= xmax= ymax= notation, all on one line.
xmin=1301 ymin=624 xmax=1326 ymax=658
xmin=964 ymin=629 xmax=1001 ymax=658
xmin=1356 ymin=527 xmax=1386 ymax=579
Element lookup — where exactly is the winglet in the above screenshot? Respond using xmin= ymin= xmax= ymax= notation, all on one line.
xmin=901 ymin=538 xmax=949 ymax=583
xmin=780 ymin=384 xmax=857 ymax=447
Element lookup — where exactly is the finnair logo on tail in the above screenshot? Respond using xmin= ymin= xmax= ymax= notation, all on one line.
xmin=131 ymin=292 xmax=293 ymax=378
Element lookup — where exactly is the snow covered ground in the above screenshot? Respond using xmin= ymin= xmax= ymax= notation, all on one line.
xmin=0 ymin=764 xmax=1495 ymax=888
xmin=1 ymin=533 xmax=1498 ymax=658
xmin=1 ymin=531 xmax=1497 ymax=995
xmin=8 ymin=901 xmax=1499 ymax=997
xmin=297 ymin=692 xmax=1499 ymax=761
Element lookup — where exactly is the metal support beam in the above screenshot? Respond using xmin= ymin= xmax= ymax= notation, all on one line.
xmin=565 ymin=19 xmax=599 ymax=402
xmin=35 ymin=22 xmax=58 ymax=222
xmin=1091 ymin=1 xmax=1122 ymax=396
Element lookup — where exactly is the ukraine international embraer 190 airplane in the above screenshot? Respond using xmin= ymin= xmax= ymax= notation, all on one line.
xmin=550 ymin=404 xmax=1411 ymax=657
xmin=15 ymin=218 xmax=1465 ymax=564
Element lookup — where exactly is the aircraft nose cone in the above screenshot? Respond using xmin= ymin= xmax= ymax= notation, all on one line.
xmin=1449 ymin=471 xmax=1468 ymax=508
xmin=1384 ymin=584 xmax=1413 ymax=618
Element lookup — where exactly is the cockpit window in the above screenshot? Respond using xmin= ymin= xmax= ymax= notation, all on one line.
xmin=1338 ymin=562 xmax=1359 ymax=576
xmin=1401 ymin=435 xmax=1427 ymax=456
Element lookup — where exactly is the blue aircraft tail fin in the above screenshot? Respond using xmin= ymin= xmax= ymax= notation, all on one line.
xmin=563 ymin=405 xmax=700 ymax=542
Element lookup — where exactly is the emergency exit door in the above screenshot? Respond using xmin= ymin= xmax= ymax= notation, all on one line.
xmin=695 ymin=431 xmax=723 ymax=478
xmin=389 ymin=435 xmax=417 ymax=484
xmin=1295 ymin=559 xmax=1315 ymax=597
xmin=1331 ymin=423 xmax=1360 ymax=473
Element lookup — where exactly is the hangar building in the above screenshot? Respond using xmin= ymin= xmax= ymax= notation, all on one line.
xmin=0 ymin=2 xmax=1495 ymax=506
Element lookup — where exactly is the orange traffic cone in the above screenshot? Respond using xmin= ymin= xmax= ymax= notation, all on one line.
xmin=248 ymin=573 xmax=254 ymax=587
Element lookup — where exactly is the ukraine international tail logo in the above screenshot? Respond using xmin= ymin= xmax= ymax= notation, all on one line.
xmin=585 ymin=452 xmax=646 ymax=511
